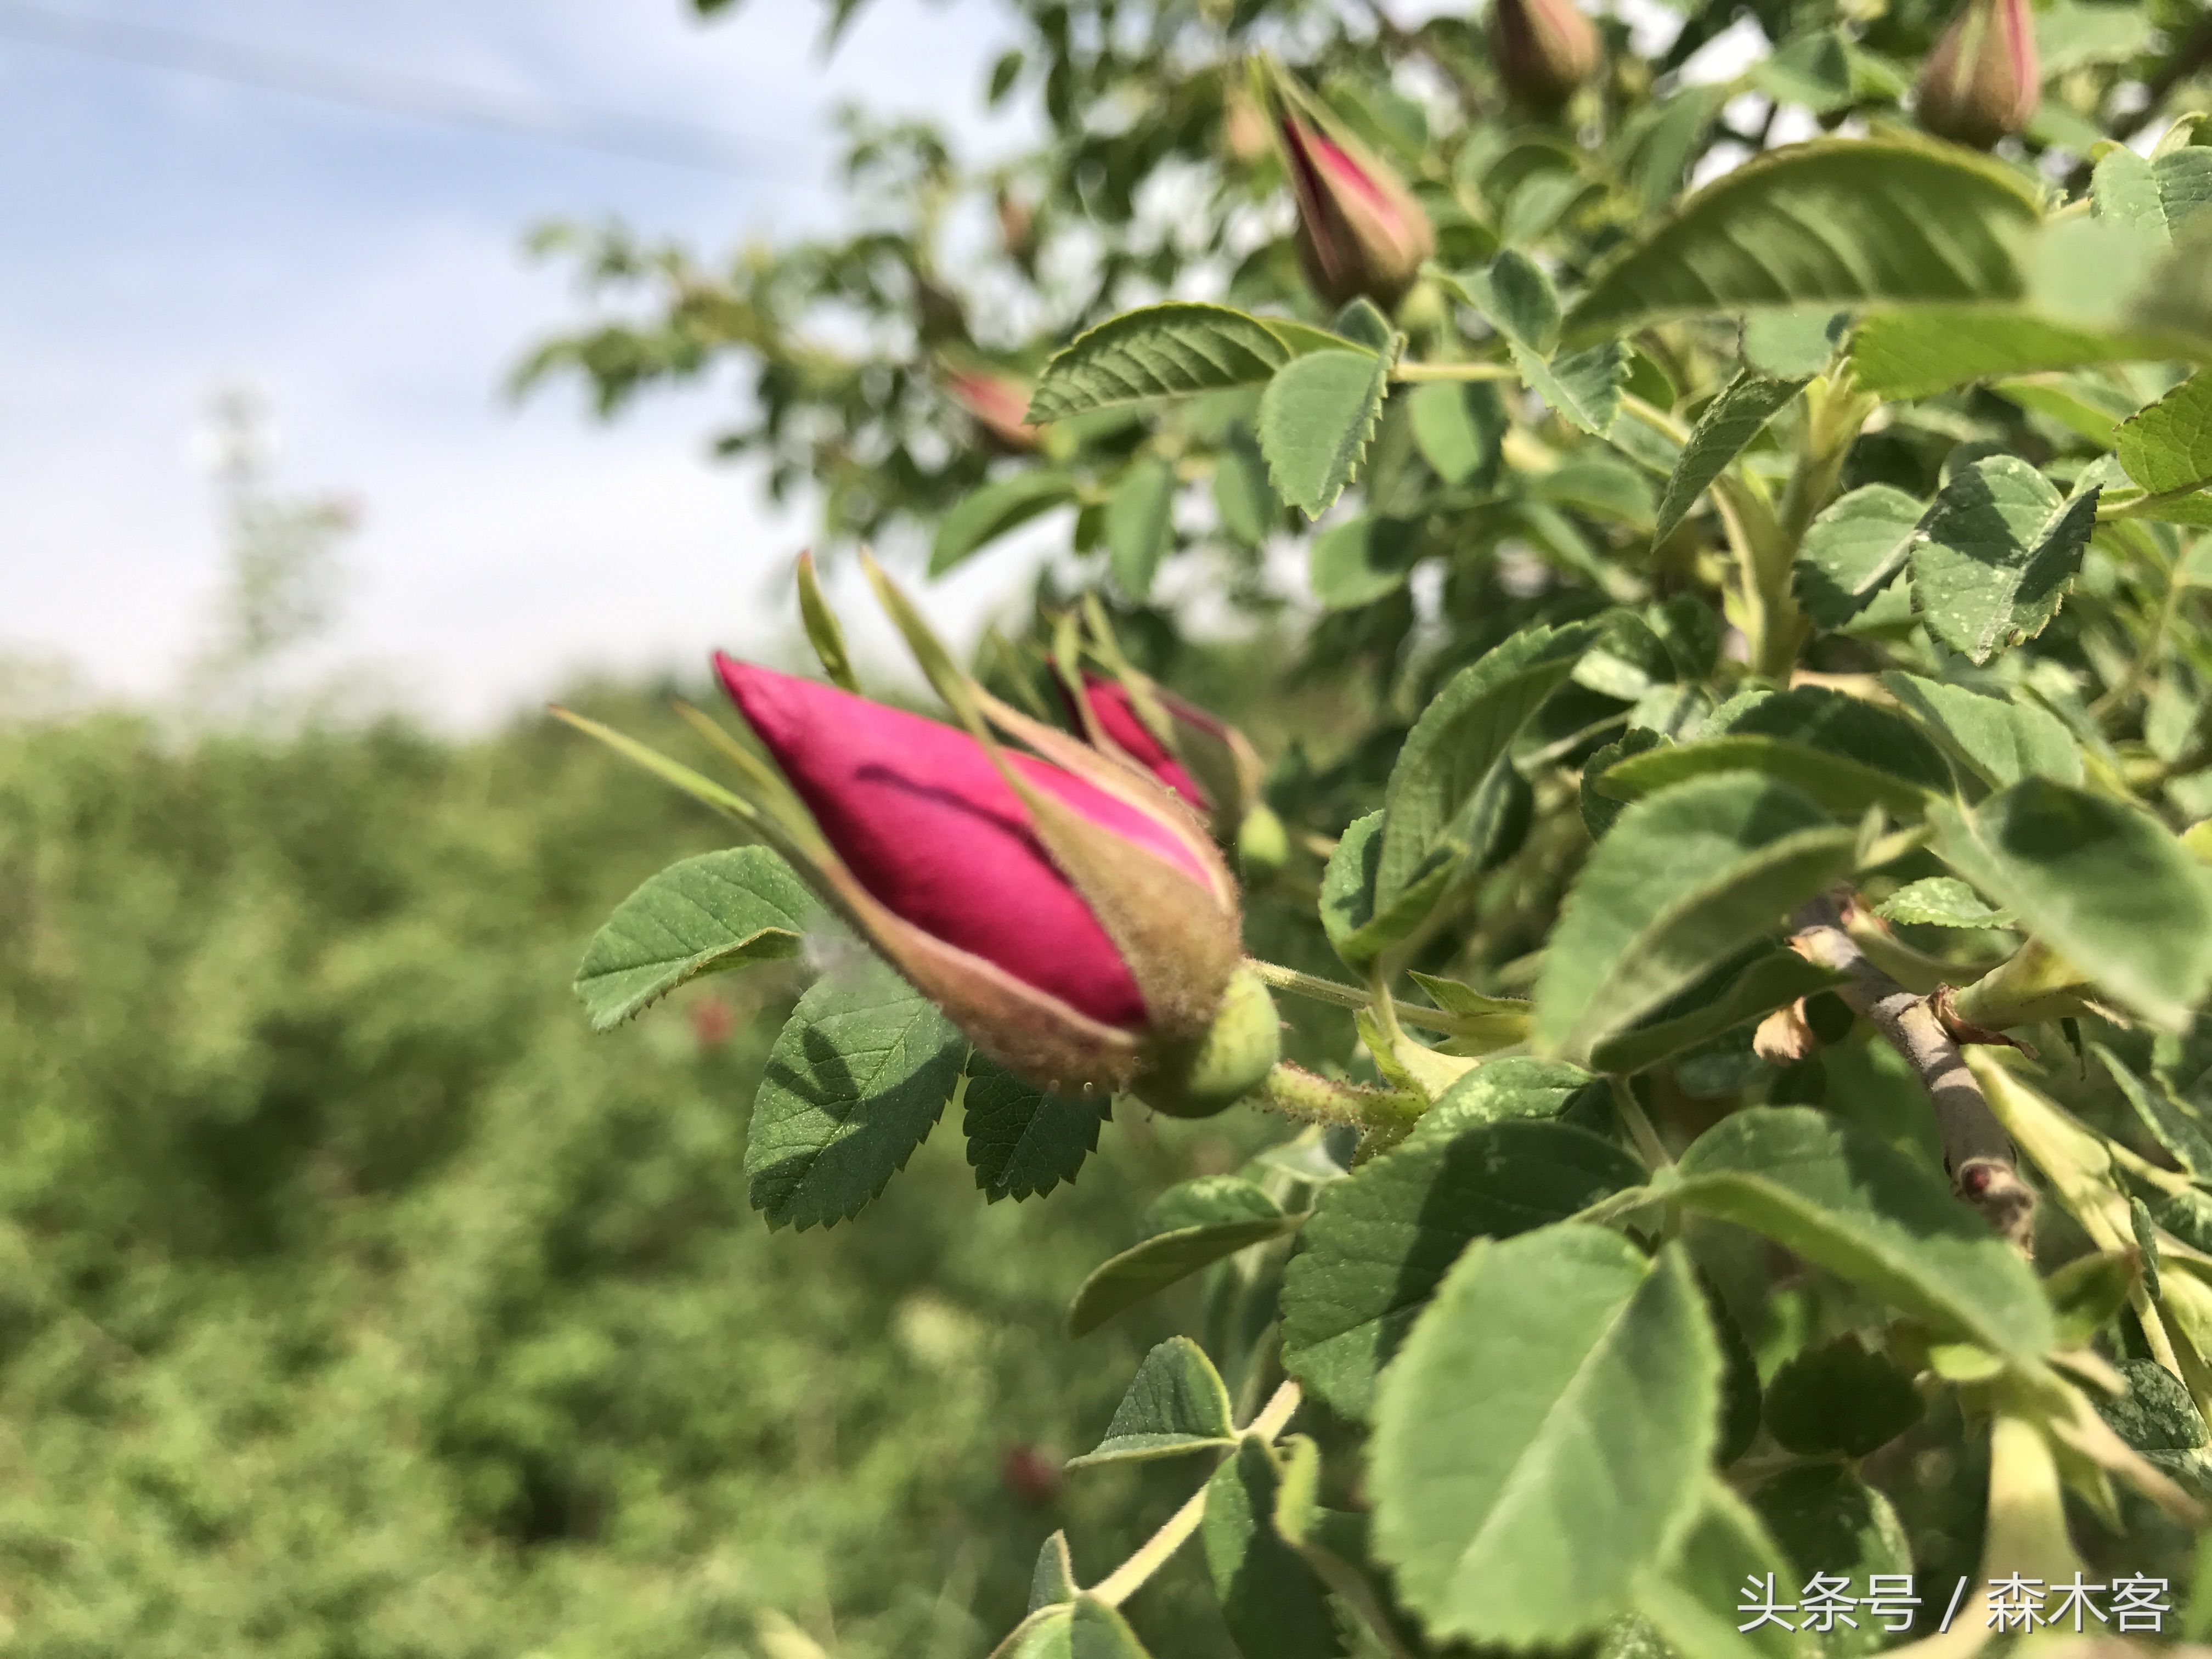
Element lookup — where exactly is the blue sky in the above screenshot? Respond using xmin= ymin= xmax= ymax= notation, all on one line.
xmin=2 ymin=0 xmax=1040 ymax=723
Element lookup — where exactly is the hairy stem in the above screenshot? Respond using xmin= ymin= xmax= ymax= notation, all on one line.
xmin=1256 ymin=1060 xmax=1423 ymax=1135
xmin=1090 ymin=1380 xmax=1302 ymax=1607
xmin=1790 ymin=893 xmax=2035 ymax=1245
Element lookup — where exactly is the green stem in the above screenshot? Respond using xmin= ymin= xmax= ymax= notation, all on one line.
xmin=1244 ymin=957 xmax=1513 ymax=1040
xmin=1950 ymin=939 xmax=2090 ymax=1030
xmin=1090 ymin=1380 xmax=1302 ymax=1607
xmin=1715 ymin=476 xmax=1799 ymax=682
xmin=1618 ymin=392 xmax=1690 ymax=445
xmin=1255 ymin=1061 xmax=1422 ymax=1135
xmin=1610 ymin=1075 xmax=1673 ymax=1171
xmin=1391 ymin=359 xmax=1517 ymax=383
xmin=2097 ymin=481 xmax=2211 ymax=521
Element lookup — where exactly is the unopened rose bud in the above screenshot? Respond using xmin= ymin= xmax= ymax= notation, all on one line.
xmin=1068 ymin=672 xmax=1268 ymax=848
xmin=1273 ymin=108 xmax=1435 ymax=312
xmin=1916 ymin=0 xmax=2038 ymax=149
xmin=1491 ymin=0 xmax=1601 ymax=109
xmin=1222 ymin=86 xmax=1271 ymax=166
xmin=715 ymin=657 xmax=1245 ymax=1096
xmin=941 ymin=365 xmax=1042 ymax=453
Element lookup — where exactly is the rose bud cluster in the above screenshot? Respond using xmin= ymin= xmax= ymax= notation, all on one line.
xmin=1271 ymin=99 xmax=1435 ymax=312
xmin=1916 ymin=0 xmax=2039 ymax=149
xmin=713 ymin=652 xmax=1278 ymax=1116
xmin=1490 ymin=0 xmax=1602 ymax=110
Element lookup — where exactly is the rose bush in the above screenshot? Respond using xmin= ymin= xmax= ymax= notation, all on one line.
xmin=548 ymin=0 xmax=2212 ymax=1649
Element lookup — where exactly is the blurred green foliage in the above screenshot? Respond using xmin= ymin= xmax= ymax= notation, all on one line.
xmin=0 ymin=687 xmax=1261 ymax=1657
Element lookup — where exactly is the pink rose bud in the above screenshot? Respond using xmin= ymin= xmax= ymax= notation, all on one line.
xmin=1275 ymin=111 xmax=1435 ymax=312
xmin=1916 ymin=0 xmax=2038 ymax=149
xmin=715 ymin=657 xmax=1269 ymax=1102
xmin=941 ymin=366 xmax=1041 ymax=453
xmin=1076 ymin=675 xmax=1214 ymax=811
xmin=1067 ymin=672 xmax=1277 ymax=856
xmin=1491 ymin=0 xmax=1602 ymax=108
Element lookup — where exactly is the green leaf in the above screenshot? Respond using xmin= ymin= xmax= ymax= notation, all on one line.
xmin=1931 ymin=778 xmax=2212 ymax=1030
xmin=1142 ymin=1174 xmax=1281 ymax=1235
xmin=1029 ymin=1533 xmax=1078 ymax=1611
xmin=1673 ymin=1106 xmax=2055 ymax=1358
xmin=1068 ymin=1212 xmax=1305 ymax=1336
xmin=1876 ymin=876 xmax=2015 ymax=928
xmin=1378 ymin=622 xmax=1598 ymax=911
xmin=1257 ymin=348 xmax=1393 ymax=517
xmin=2117 ymin=368 xmax=2212 ymax=497
xmin=1002 ymin=1596 xmax=1155 ymax=1659
xmin=1633 ymin=1482 xmax=1803 ymax=1659
xmin=2095 ymin=1043 xmax=2212 ymax=1179
xmin=2040 ymin=0 xmax=2158 ymax=72
xmin=1424 ymin=1054 xmax=1595 ymax=1129
xmin=1581 ymin=727 xmax=1669 ymax=840
xmin=1028 ymin=302 xmax=1319 ymax=421
xmin=1848 ymin=306 xmax=2195 ymax=399
xmin=1533 ymin=774 xmax=1857 ymax=1063
xmin=1407 ymin=379 xmax=1505 ymax=486
xmin=1995 ymin=371 xmax=2136 ymax=447
xmin=1591 ymin=949 xmax=1848 ymax=1075
xmin=1370 ymin=1230 xmax=1720 ymax=1647
xmin=1566 ymin=138 xmax=2040 ymax=345
xmin=1743 ymin=307 xmax=1845 ymax=379
xmin=1280 ymin=1119 xmax=1644 ymax=1419
xmin=1706 ymin=685 xmax=1954 ymax=794
xmin=1203 ymin=1440 xmax=1338 ymax=1659
xmin=2095 ymin=1358 xmax=2209 ymax=1452
xmin=933 ymin=471 xmax=1080 ymax=575
xmin=1453 ymin=249 xmax=1561 ymax=352
xmin=2092 ymin=146 xmax=2212 ymax=243
xmin=573 ymin=847 xmax=816 ymax=1030
xmin=1105 ymin=458 xmax=1176 ymax=600
xmin=1763 ymin=1335 xmax=1922 ymax=1457
xmin=1067 ymin=1336 xmax=1235 ymax=1468
xmin=1752 ymin=27 xmax=1854 ymax=112
xmin=1654 ymin=371 xmax=1806 ymax=540
xmin=747 ymin=962 xmax=967 ymax=1230
xmin=1310 ymin=514 xmax=1421 ymax=610
xmin=1595 ymin=735 xmax=1937 ymax=817
xmin=1909 ymin=456 xmax=2096 ymax=665
xmin=1750 ymin=1465 xmax=1912 ymax=1659
xmin=1794 ymin=483 xmax=1923 ymax=629
xmin=1319 ymin=809 xmax=1449 ymax=971
xmin=1881 ymin=672 xmax=2084 ymax=788
xmin=961 ymin=1057 xmax=1102 ymax=1202
xmin=1522 ymin=341 xmax=1632 ymax=437
xmin=1212 ymin=430 xmax=1280 ymax=547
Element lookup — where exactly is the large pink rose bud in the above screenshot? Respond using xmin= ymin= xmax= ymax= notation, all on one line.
xmin=714 ymin=657 xmax=1274 ymax=1109
xmin=1916 ymin=0 xmax=2038 ymax=149
xmin=940 ymin=365 xmax=1042 ymax=453
xmin=1273 ymin=109 xmax=1435 ymax=312
xmin=1065 ymin=673 xmax=1283 ymax=872
xmin=1491 ymin=0 xmax=1602 ymax=109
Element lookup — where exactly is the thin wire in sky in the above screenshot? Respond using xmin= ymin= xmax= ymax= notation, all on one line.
xmin=0 ymin=1 xmax=801 ymax=176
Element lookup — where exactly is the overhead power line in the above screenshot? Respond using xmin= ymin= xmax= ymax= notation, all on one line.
xmin=0 ymin=1 xmax=800 ymax=176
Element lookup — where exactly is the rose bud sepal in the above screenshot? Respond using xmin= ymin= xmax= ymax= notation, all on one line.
xmin=1131 ymin=967 xmax=1283 ymax=1119
xmin=794 ymin=550 xmax=860 ymax=692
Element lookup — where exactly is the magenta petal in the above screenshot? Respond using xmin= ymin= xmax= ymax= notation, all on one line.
xmin=716 ymin=656 xmax=1205 ymax=1029
xmin=1080 ymin=676 xmax=1211 ymax=811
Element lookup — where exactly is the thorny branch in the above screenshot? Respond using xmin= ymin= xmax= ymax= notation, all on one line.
xmin=1789 ymin=891 xmax=2037 ymax=1249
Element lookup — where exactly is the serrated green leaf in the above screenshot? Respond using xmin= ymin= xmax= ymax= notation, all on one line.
xmin=1370 ymin=1231 xmax=1720 ymax=1647
xmin=1257 ymin=348 xmax=1393 ymax=517
xmin=1763 ymin=1335 xmax=1921 ymax=1457
xmin=746 ymin=962 xmax=967 ymax=1231
xmin=961 ymin=1057 xmax=1102 ymax=1202
xmin=1674 ymin=1107 xmax=2055 ymax=1357
xmin=2117 ymin=368 xmax=2212 ymax=498
xmin=1881 ymin=672 xmax=2084 ymax=788
xmin=1422 ymin=1054 xmax=1594 ymax=1130
xmin=1451 ymin=249 xmax=1560 ymax=353
xmin=573 ymin=847 xmax=816 ymax=1029
xmin=1407 ymin=379 xmax=1505 ymax=486
xmin=1104 ymin=458 xmax=1175 ymax=600
xmin=2095 ymin=1043 xmax=2212 ymax=1178
xmin=1280 ymin=1119 xmax=1643 ymax=1419
xmin=1995 ymin=372 xmax=2136 ymax=447
xmin=1707 ymin=685 xmax=1955 ymax=793
xmin=2093 ymin=146 xmax=2212 ymax=243
xmin=1310 ymin=514 xmax=1421 ymax=610
xmin=1794 ymin=484 xmax=1924 ymax=629
xmin=1068 ymin=1336 xmax=1234 ymax=1468
xmin=2096 ymin=1358 xmax=2209 ymax=1452
xmin=1632 ymin=1482 xmax=1803 ymax=1659
xmin=1203 ymin=1440 xmax=1337 ymax=1659
xmin=1654 ymin=371 xmax=1807 ymax=540
xmin=1028 ymin=1532 xmax=1077 ymax=1612
xmin=1592 ymin=950 xmax=1848 ymax=1075
xmin=1534 ymin=774 xmax=1857 ymax=1063
xmin=1520 ymin=340 xmax=1632 ymax=437
xmin=1595 ymin=735 xmax=1937 ymax=818
xmin=933 ymin=471 xmax=1081 ymax=575
xmin=1320 ymin=809 xmax=1449 ymax=971
xmin=1028 ymin=302 xmax=1319 ymax=421
xmin=1068 ymin=1212 xmax=1305 ymax=1337
xmin=1909 ymin=456 xmax=2096 ymax=665
xmin=1743 ymin=307 xmax=1845 ymax=379
xmin=1876 ymin=876 xmax=2014 ymax=928
xmin=1378 ymin=622 xmax=1598 ymax=912
xmin=1582 ymin=727 xmax=1669 ymax=840
xmin=1848 ymin=306 xmax=2194 ymax=399
xmin=1566 ymin=139 xmax=2040 ymax=345
xmin=1931 ymin=778 xmax=2212 ymax=1030
xmin=1751 ymin=1465 xmax=1911 ymax=1659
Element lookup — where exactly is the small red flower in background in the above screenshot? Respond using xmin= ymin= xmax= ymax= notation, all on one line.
xmin=1001 ymin=1444 xmax=1062 ymax=1506
xmin=689 ymin=992 xmax=735 ymax=1049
